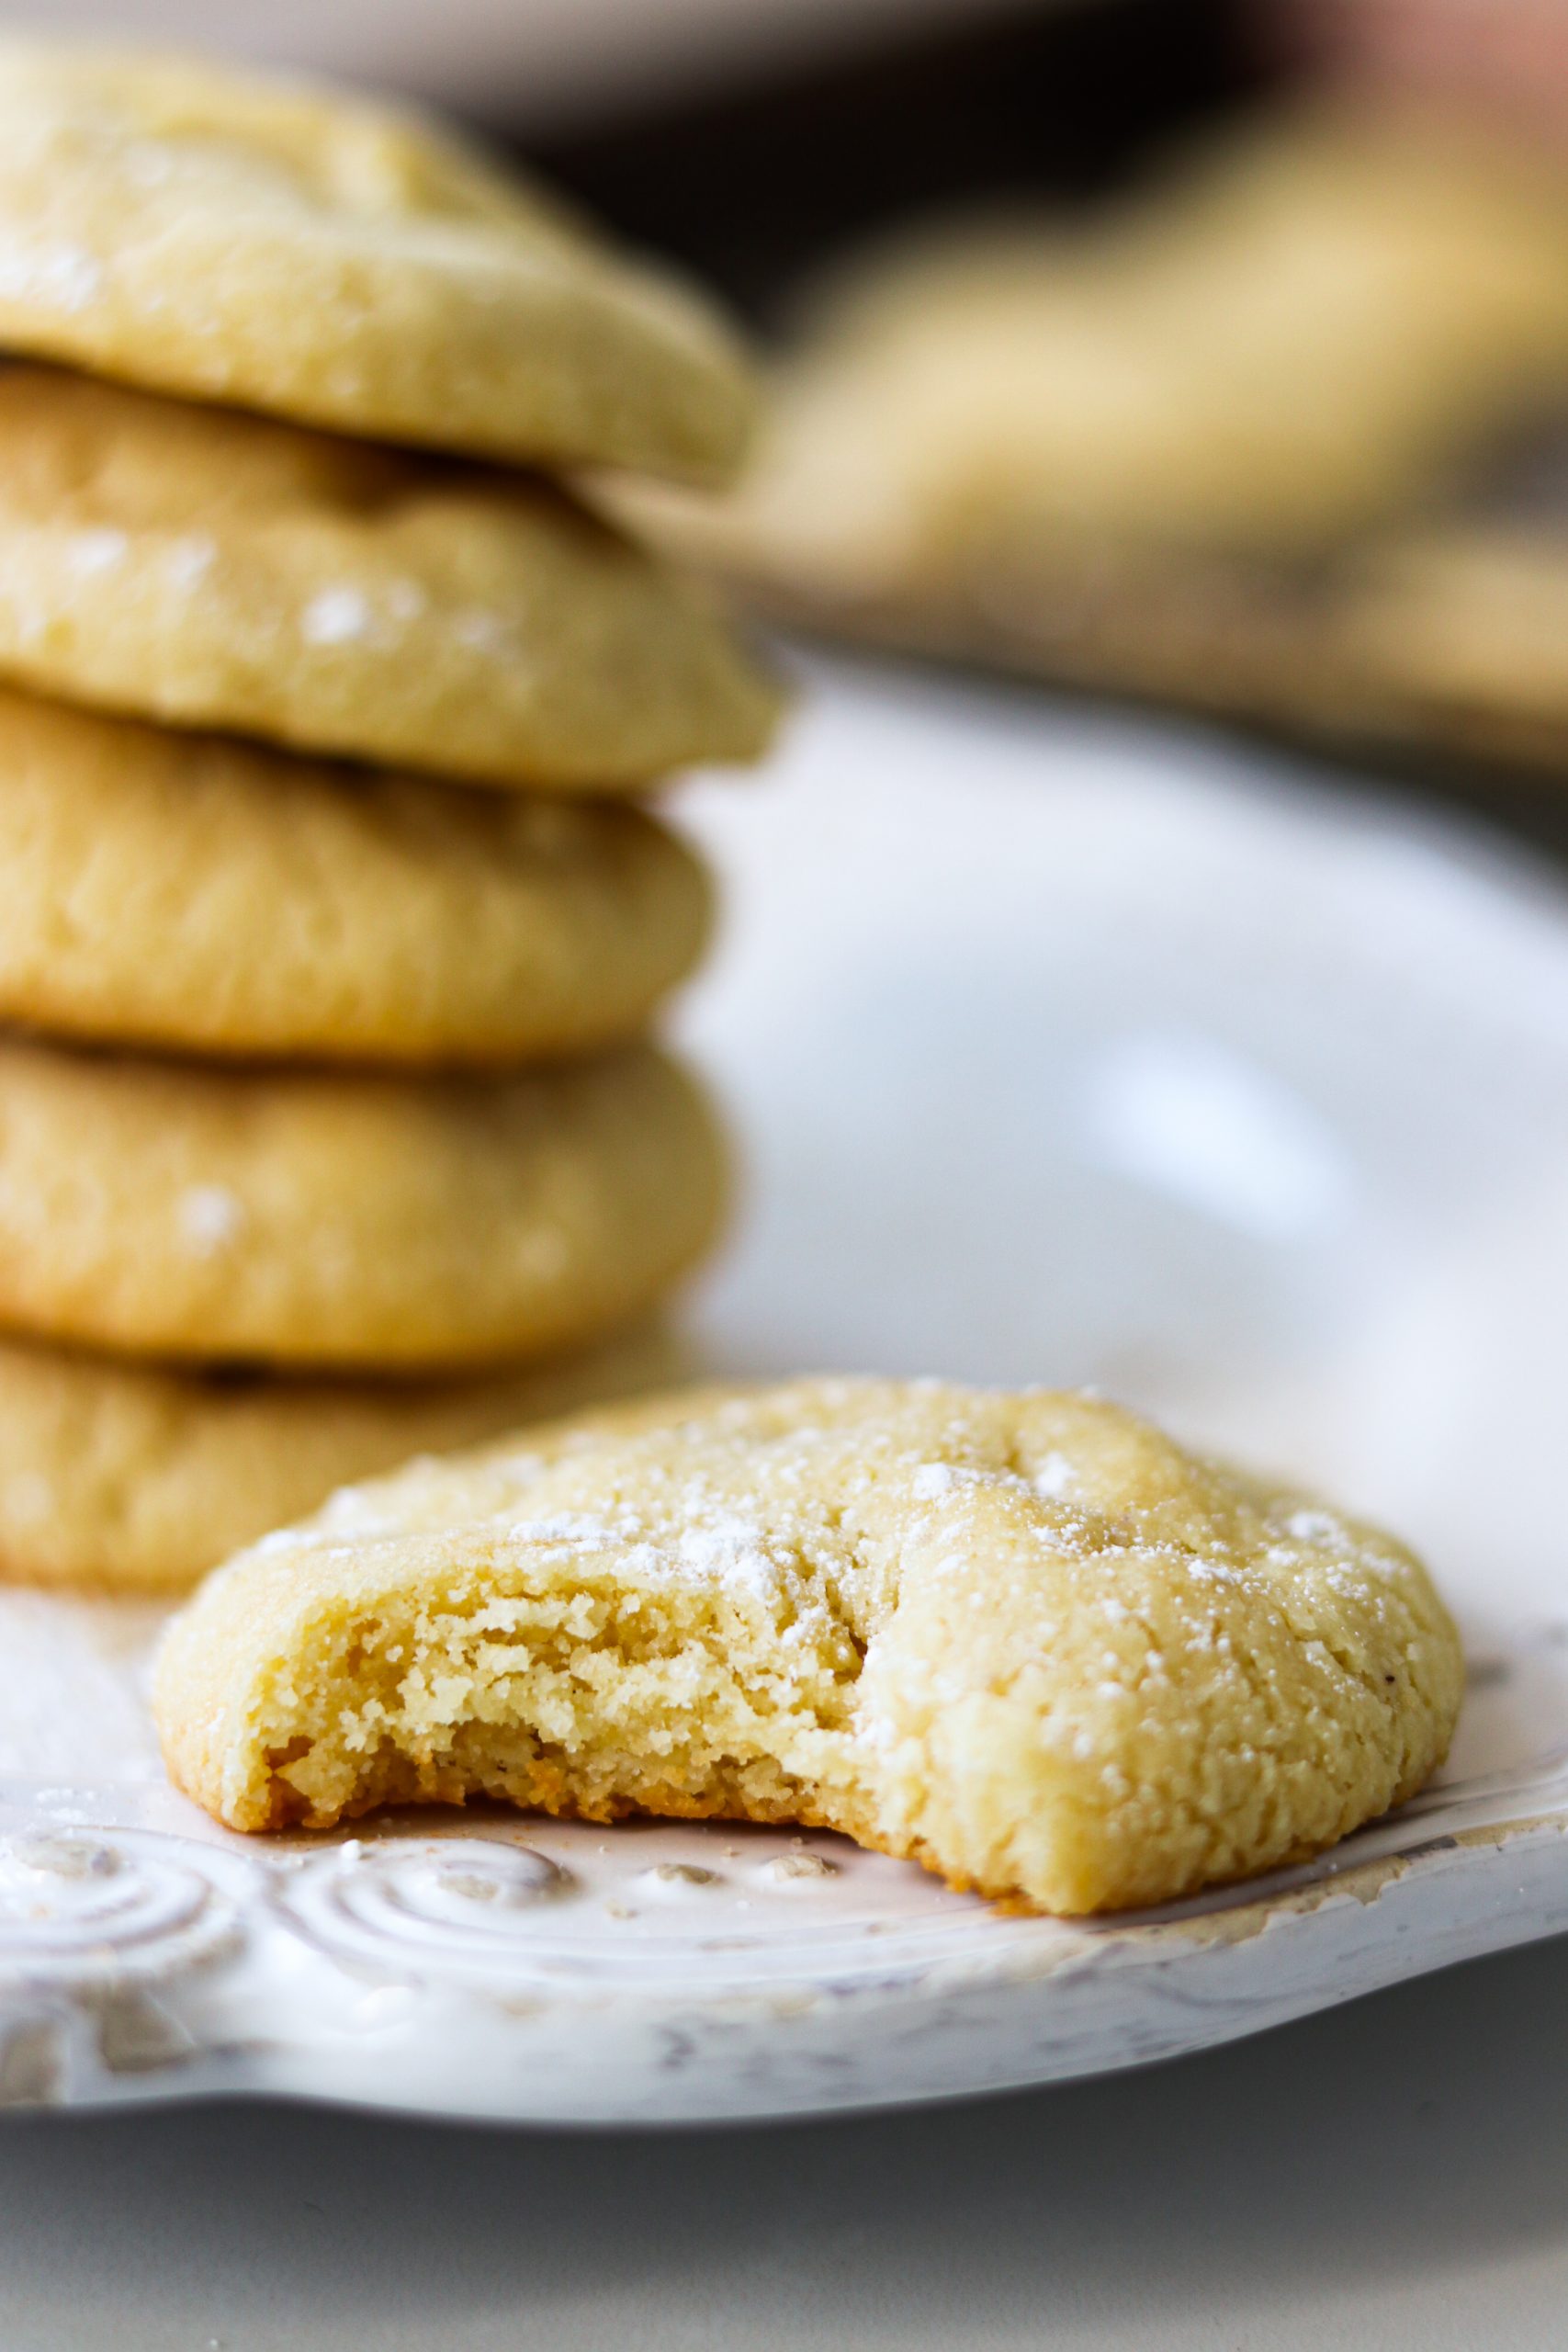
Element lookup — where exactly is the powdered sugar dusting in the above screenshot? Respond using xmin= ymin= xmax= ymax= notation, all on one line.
xmin=234 ymin=1383 xmax=1445 ymax=1800
xmin=176 ymin=1184 xmax=245 ymax=1255
xmin=1287 ymin=1507 xmax=1345 ymax=1545
xmin=911 ymin=1463 xmax=955 ymax=1500
xmin=508 ymin=1512 xmax=623 ymax=1548
xmin=0 ymin=241 xmax=103 ymax=313
xmin=672 ymin=1513 xmax=783 ymax=1600
xmin=500 ymin=1500 xmax=789 ymax=1606
xmin=301 ymin=586 xmax=371 ymax=645
xmin=1033 ymin=1451 xmax=1076 ymax=1500
xmin=65 ymin=527 xmax=128 ymax=577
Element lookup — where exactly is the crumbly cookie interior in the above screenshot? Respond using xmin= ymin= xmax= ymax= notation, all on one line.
xmin=247 ymin=1524 xmax=869 ymax=1837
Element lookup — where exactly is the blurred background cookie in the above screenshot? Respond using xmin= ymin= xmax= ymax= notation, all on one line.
xmin=633 ymin=108 xmax=1568 ymax=598
xmin=555 ymin=0 xmax=1568 ymax=806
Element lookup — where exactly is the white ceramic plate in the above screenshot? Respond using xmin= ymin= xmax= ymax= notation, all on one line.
xmin=4 ymin=654 xmax=1568 ymax=2126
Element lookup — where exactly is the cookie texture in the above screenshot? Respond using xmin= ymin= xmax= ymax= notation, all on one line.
xmin=0 ymin=1322 xmax=683 ymax=1594
xmin=0 ymin=42 xmax=755 ymax=482
xmin=0 ymin=363 xmax=780 ymax=790
xmin=0 ymin=684 xmax=711 ymax=1063
xmin=153 ymin=1377 xmax=1462 ymax=1916
xmin=0 ymin=1035 xmax=726 ymax=1370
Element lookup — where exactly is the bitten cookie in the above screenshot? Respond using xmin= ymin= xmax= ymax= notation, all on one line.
xmin=0 ymin=1322 xmax=682 ymax=1594
xmin=153 ymin=1377 xmax=1462 ymax=1916
xmin=0 ymin=363 xmax=780 ymax=790
xmin=0 ymin=1035 xmax=726 ymax=1370
xmin=0 ymin=684 xmax=711 ymax=1063
xmin=0 ymin=41 xmax=755 ymax=482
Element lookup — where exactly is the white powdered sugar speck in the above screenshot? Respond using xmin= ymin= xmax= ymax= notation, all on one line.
xmin=0 ymin=242 xmax=103 ymax=312
xmin=1033 ymin=1451 xmax=1076 ymax=1500
xmin=65 ymin=528 xmax=128 ymax=577
xmin=1286 ymin=1508 xmax=1344 ymax=1544
xmin=301 ymin=586 xmax=372 ymax=645
xmin=509 ymin=1512 xmax=621 ymax=1548
xmin=176 ymin=1184 xmax=245 ymax=1255
xmin=911 ymin=1463 xmax=955 ymax=1500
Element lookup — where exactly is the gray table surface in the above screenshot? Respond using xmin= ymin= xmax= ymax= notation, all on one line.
xmin=5 ymin=1929 xmax=1568 ymax=2351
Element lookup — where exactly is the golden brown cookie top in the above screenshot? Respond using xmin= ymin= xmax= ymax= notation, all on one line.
xmin=0 ymin=41 xmax=756 ymax=482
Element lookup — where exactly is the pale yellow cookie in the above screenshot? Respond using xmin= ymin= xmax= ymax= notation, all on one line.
xmin=626 ymin=107 xmax=1568 ymax=604
xmin=0 ymin=1035 xmax=726 ymax=1370
xmin=1331 ymin=525 xmax=1568 ymax=756
xmin=0 ymin=1321 xmax=685 ymax=1594
xmin=0 ymin=363 xmax=781 ymax=790
xmin=0 ymin=42 xmax=755 ymax=483
xmin=153 ymin=1377 xmax=1462 ymax=1916
xmin=0 ymin=684 xmax=711 ymax=1063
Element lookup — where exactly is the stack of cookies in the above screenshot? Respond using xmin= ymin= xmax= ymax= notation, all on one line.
xmin=0 ymin=42 xmax=779 ymax=1594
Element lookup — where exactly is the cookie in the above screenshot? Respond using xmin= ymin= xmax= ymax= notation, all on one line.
xmin=0 ymin=42 xmax=755 ymax=483
xmin=0 ymin=363 xmax=781 ymax=790
xmin=628 ymin=108 xmax=1568 ymax=605
xmin=0 ymin=1321 xmax=684 ymax=1594
xmin=0 ymin=1035 xmax=726 ymax=1370
xmin=153 ymin=1377 xmax=1462 ymax=1916
xmin=1331 ymin=525 xmax=1568 ymax=756
xmin=0 ymin=683 xmax=711 ymax=1064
